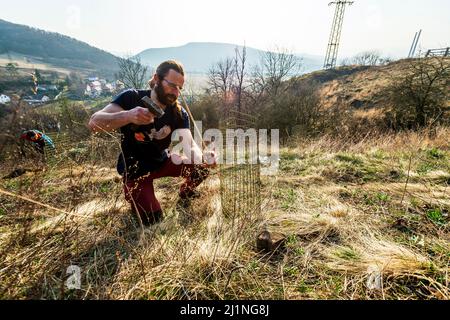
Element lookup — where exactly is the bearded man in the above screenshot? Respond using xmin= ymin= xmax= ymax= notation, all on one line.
xmin=89 ymin=60 xmax=213 ymax=225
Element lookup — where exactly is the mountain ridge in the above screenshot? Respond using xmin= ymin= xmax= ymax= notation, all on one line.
xmin=137 ymin=42 xmax=323 ymax=73
xmin=0 ymin=18 xmax=324 ymax=77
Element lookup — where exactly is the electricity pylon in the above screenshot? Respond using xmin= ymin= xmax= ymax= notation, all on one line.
xmin=324 ymin=1 xmax=354 ymax=69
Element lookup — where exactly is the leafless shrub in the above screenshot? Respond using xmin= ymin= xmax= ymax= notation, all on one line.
xmin=341 ymin=51 xmax=391 ymax=67
xmin=385 ymin=57 xmax=450 ymax=130
xmin=115 ymin=56 xmax=150 ymax=89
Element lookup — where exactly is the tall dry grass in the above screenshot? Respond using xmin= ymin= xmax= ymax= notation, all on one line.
xmin=0 ymin=126 xmax=448 ymax=300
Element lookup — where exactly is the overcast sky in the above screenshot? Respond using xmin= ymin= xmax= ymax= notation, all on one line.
xmin=1 ymin=0 xmax=449 ymax=59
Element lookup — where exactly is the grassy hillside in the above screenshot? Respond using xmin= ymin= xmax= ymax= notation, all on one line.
xmin=0 ymin=52 xmax=81 ymax=76
xmin=0 ymin=57 xmax=448 ymax=300
xmin=299 ymin=58 xmax=450 ymax=118
xmin=0 ymin=126 xmax=448 ymax=299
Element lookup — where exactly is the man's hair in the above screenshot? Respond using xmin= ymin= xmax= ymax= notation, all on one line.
xmin=148 ymin=60 xmax=184 ymax=89
xmin=157 ymin=60 xmax=185 ymax=79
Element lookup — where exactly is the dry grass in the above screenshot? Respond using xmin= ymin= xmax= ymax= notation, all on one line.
xmin=0 ymin=53 xmax=92 ymax=75
xmin=0 ymin=127 xmax=449 ymax=300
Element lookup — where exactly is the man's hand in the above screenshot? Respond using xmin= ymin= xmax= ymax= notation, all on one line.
xmin=127 ymin=107 xmax=155 ymax=125
xmin=203 ymin=150 xmax=218 ymax=168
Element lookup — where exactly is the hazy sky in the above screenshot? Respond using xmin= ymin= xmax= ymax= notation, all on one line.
xmin=1 ymin=0 xmax=449 ymax=58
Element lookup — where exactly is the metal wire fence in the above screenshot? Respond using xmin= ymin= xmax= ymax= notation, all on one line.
xmin=219 ymin=109 xmax=261 ymax=220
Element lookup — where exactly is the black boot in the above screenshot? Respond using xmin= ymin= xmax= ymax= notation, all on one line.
xmin=138 ymin=210 xmax=164 ymax=226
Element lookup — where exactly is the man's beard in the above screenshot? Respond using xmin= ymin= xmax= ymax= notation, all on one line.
xmin=154 ymin=82 xmax=177 ymax=106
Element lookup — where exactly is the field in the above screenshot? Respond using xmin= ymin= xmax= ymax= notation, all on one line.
xmin=0 ymin=127 xmax=448 ymax=300
xmin=0 ymin=52 xmax=93 ymax=76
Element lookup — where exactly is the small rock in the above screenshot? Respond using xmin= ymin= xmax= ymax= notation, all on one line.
xmin=367 ymin=265 xmax=383 ymax=291
xmin=256 ymin=231 xmax=286 ymax=254
xmin=256 ymin=231 xmax=271 ymax=252
xmin=392 ymin=218 xmax=411 ymax=233
xmin=389 ymin=170 xmax=401 ymax=179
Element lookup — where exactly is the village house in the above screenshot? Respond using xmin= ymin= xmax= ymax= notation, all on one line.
xmin=0 ymin=94 xmax=11 ymax=104
xmin=85 ymin=80 xmax=103 ymax=97
xmin=85 ymin=77 xmax=120 ymax=97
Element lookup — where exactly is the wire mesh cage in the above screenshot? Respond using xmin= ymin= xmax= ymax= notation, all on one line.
xmin=219 ymin=109 xmax=262 ymax=220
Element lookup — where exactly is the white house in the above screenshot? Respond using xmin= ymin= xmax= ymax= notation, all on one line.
xmin=85 ymin=80 xmax=103 ymax=97
xmin=91 ymin=81 xmax=102 ymax=92
xmin=103 ymin=83 xmax=115 ymax=93
xmin=0 ymin=94 xmax=11 ymax=104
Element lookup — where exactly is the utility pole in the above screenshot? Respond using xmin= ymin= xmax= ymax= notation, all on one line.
xmin=408 ymin=29 xmax=422 ymax=58
xmin=324 ymin=1 xmax=354 ymax=69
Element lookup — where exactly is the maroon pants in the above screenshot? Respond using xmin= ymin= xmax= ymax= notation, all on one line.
xmin=123 ymin=156 xmax=209 ymax=216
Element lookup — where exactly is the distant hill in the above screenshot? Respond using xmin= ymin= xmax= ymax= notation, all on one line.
xmin=0 ymin=19 xmax=119 ymax=78
xmin=136 ymin=42 xmax=323 ymax=74
xmin=0 ymin=19 xmax=324 ymax=80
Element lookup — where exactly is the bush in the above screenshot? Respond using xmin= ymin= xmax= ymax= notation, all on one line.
xmin=189 ymin=94 xmax=220 ymax=130
xmin=256 ymin=81 xmax=321 ymax=140
xmin=385 ymin=57 xmax=450 ymax=130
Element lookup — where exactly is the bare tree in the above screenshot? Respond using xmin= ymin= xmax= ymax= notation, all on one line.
xmin=342 ymin=51 xmax=391 ymax=66
xmin=250 ymin=47 xmax=302 ymax=100
xmin=386 ymin=56 xmax=450 ymax=129
xmin=208 ymin=45 xmax=303 ymax=124
xmin=207 ymin=57 xmax=235 ymax=97
xmin=207 ymin=45 xmax=250 ymax=115
xmin=265 ymin=47 xmax=301 ymax=95
xmin=233 ymin=45 xmax=247 ymax=114
xmin=115 ymin=56 xmax=149 ymax=89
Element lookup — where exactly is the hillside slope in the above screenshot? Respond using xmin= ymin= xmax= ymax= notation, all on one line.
xmin=309 ymin=59 xmax=448 ymax=107
xmin=297 ymin=58 xmax=450 ymax=122
xmin=0 ymin=127 xmax=448 ymax=300
xmin=0 ymin=19 xmax=119 ymax=77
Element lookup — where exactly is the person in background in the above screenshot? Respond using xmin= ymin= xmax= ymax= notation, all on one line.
xmin=20 ymin=129 xmax=55 ymax=155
